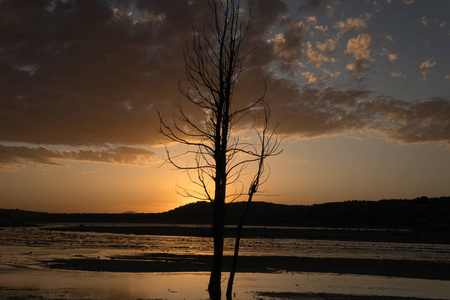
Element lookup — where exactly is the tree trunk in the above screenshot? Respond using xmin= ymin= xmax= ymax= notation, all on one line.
xmin=226 ymin=194 xmax=253 ymax=299
xmin=208 ymin=197 xmax=225 ymax=299
xmin=209 ymin=130 xmax=227 ymax=299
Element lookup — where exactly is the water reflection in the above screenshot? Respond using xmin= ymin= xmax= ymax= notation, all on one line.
xmin=1 ymin=270 xmax=449 ymax=300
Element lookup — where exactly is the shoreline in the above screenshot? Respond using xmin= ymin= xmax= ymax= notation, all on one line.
xmin=47 ymin=253 xmax=450 ymax=281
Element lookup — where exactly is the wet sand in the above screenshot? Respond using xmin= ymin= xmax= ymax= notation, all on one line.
xmin=47 ymin=253 xmax=450 ymax=280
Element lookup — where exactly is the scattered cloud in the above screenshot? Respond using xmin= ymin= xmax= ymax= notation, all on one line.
xmin=344 ymin=34 xmax=373 ymax=74
xmin=334 ymin=13 xmax=371 ymax=36
xmin=444 ymin=75 xmax=450 ymax=80
xmin=345 ymin=34 xmax=372 ymax=60
xmin=314 ymin=25 xmax=328 ymax=32
xmin=419 ymin=16 xmax=448 ymax=28
xmin=420 ymin=59 xmax=437 ymax=81
xmin=302 ymin=72 xmax=319 ymax=84
xmin=346 ymin=60 xmax=371 ymax=73
xmin=420 ymin=59 xmax=437 ymax=69
xmin=388 ymin=53 xmax=398 ymax=62
xmin=402 ymin=0 xmax=415 ymax=4
xmin=305 ymin=16 xmax=318 ymax=25
xmin=323 ymin=69 xmax=341 ymax=78
xmin=389 ymin=72 xmax=403 ymax=77
xmin=297 ymin=68 xmax=341 ymax=85
xmin=305 ymin=38 xmax=338 ymax=67
xmin=419 ymin=16 xmax=428 ymax=26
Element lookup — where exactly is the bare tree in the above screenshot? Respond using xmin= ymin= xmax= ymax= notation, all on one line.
xmin=159 ymin=0 xmax=280 ymax=298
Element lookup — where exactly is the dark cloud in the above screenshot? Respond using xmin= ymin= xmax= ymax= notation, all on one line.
xmin=0 ymin=0 xmax=287 ymax=147
xmin=0 ymin=144 xmax=157 ymax=167
xmin=237 ymin=70 xmax=450 ymax=144
xmin=0 ymin=0 xmax=203 ymax=146
xmin=0 ymin=0 xmax=449 ymax=166
xmin=270 ymin=85 xmax=450 ymax=144
xmin=0 ymin=145 xmax=63 ymax=166
xmin=360 ymin=97 xmax=450 ymax=144
xmin=264 ymin=83 xmax=370 ymax=137
xmin=266 ymin=16 xmax=306 ymax=69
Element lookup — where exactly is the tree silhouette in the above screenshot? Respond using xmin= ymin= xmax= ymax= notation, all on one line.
xmin=226 ymin=103 xmax=280 ymax=299
xmin=159 ymin=0 xmax=280 ymax=298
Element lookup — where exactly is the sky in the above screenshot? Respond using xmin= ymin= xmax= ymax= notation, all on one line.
xmin=0 ymin=0 xmax=449 ymax=213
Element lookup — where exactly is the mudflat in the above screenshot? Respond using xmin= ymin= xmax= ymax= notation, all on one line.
xmin=47 ymin=252 xmax=450 ymax=280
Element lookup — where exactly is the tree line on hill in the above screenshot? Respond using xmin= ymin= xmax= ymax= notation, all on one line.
xmin=1 ymin=196 xmax=449 ymax=230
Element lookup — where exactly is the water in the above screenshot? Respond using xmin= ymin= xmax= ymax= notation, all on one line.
xmin=1 ymin=226 xmax=449 ymax=299
xmin=2 ymin=270 xmax=449 ymax=299
xmin=2 ymin=226 xmax=449 ymax=261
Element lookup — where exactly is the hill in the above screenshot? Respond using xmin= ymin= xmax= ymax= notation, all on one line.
xmin=166 ymin=196 xmax=450 ymax=230
xmin=1 ymin=196 xmax=449 ymax=230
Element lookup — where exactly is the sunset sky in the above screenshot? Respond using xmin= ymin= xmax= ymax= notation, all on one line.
xmin=1 ymin=0 xmax=449 ymax=213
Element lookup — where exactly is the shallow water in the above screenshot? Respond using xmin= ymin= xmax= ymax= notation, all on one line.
xmin=1 ymin=226 xmax=449 ymax=299
xmin=1 ymin=270 xmax=449 ymax=299
xmin=1 ymin=226 xmax=449 ymax=261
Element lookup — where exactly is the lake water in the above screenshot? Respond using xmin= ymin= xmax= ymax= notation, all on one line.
xmin=0 ymin=226 xmax=449 ymax=299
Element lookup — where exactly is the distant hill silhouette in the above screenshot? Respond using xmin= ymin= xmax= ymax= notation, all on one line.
xmin=1 ymin=196 xmax=449 ymax=230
